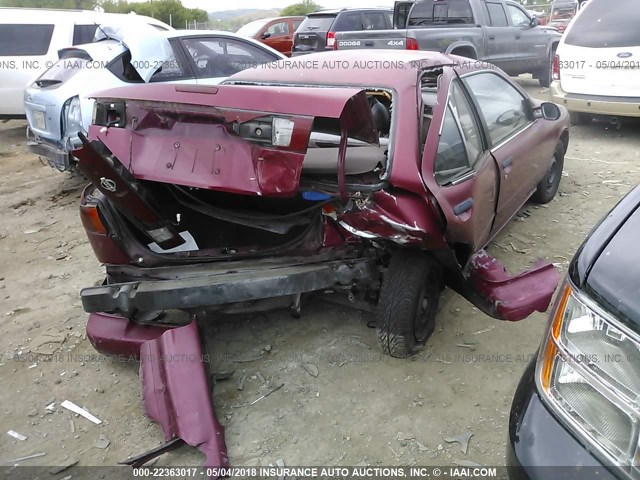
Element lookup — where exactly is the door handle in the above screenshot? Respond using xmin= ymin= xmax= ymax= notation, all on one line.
xmin=515 ymin=35 xmax=521 ymax=39
xmin=503 ymin=156 xmax=513 ymax=168
xmin=453 ymin=198 xmax=473 ymax=216
xmin=488 ymin=35 xmax=496 ymax=40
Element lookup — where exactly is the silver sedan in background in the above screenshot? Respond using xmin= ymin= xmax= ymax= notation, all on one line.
xmin=24 ymin=23 xmax=285 ymax=171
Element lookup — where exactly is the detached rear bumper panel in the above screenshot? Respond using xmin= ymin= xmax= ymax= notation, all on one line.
xmin=81 ymin=258 xmax=377 ymax=316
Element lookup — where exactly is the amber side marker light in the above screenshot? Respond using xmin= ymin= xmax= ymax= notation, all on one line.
xmin=80 ymin=203 xmax=108 ymax=235
xmin=540 ymin=284 xmax=572 ymax=391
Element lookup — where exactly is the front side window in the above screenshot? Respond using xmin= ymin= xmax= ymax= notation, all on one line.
xmin=506 ymin=4 xmax=530 ymax=26
xmin=267 ymin=21 xmax=289 ymax=36
xmin=464 ymin=72 xmax=530 ymax=146
xmin=0 ymin=24 xmax=54 ymax=56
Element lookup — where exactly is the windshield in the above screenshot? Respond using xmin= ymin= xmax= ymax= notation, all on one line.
xmin=34 ymin=54 xmax=88 ymax=86
xmin=408 ymin=0 xmax=474 ymax=27
xmin=565 ymin=0 xmax=640 ymax=48
xmin=236 ymin=19 xmax=269 ymax=37
xmin=550 ymin=5 xmax=577 ymax=21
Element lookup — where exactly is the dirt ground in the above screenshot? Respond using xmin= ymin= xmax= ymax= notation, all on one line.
xmin=1 ymin=77 xmax=639 ymax=472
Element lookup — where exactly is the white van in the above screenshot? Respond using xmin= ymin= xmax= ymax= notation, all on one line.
xmin=550 ymin=0 xmax=640 ymax=124
xmin=0 ymin=8 xmax=171 ymax=119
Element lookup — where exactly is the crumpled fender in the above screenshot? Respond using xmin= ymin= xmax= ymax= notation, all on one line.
xmin=86 ymin=313 xmax=228 ymax=469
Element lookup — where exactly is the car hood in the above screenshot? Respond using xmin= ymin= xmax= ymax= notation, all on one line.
xmin=586 ymin=198 xmax=640 ymax=330
xmin=93 ymin=22 xmax=172 ymax=82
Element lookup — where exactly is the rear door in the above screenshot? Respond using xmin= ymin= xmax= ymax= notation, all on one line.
xmin=558 ymin=0 xmax=640 ymax=97
xmin=421 ymin=68 xmax=499 ymax=251
xmin=482 ymin=1 xmax=517 ymax=72
xmin=462 ymin=71 xmax=544 ymax=232
xmin=293 ymin=14 xmax=336 ymax=53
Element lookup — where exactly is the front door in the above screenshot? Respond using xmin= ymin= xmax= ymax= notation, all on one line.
xmin=461 ymin=70 xmax=543 ymax=232
xmin=420 ymin=68 xmax=499 ymax=252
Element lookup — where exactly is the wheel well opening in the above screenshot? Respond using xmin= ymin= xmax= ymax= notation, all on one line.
xmin=560 ymin=130 xmax=569 ymax=154
xmin=450 ymin=47 xmax=476 ymax=59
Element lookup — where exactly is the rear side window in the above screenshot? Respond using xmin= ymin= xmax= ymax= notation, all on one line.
xmin=0 ymin=24 xmax=54 ymax=56
xmin=408 ymin=0 xmax=474 ymax=26
xmin=298 ymin=15 xmax=335 ymax=32
xmin=485 ymin=3 xmax=509 ymax=27
xmin=73 ymin=25 xmax=98 ymax=45
xmin=565 ymin=0 xmax=640 ymax=48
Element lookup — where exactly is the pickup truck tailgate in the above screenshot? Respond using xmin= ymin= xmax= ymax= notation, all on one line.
xmin=335 ymin=29 xmax=408 ymax=50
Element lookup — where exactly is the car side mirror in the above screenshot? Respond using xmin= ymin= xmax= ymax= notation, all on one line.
xmin=540 ymin=102 xmax=561 ymax=121
xmin=529 ymin=16 xmax=540 ymax=27
xmin=261 ymin=32 xmax=271 ymax=39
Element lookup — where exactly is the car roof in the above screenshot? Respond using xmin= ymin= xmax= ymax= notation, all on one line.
xmin=158 ymin=30 xmax=286 ymax=58
xmin=0 ymin=8 xmax=169 ymax=27
xmin=308 ymin=7 xmax=392 ymax=16
xmin=227 ymin=50 xmax=457 ymax=90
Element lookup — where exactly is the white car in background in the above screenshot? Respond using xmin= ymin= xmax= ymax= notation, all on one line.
xmin=24 ymin=26 xmax=285 ymax=171
xmin=0 ymin=8 xmax=171 ymax=119
xmin=550 ymin=0 xmax=640 ymax=124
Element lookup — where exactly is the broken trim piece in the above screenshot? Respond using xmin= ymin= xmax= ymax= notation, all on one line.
xmin=140 ymin=320 xmax=229 ymax=469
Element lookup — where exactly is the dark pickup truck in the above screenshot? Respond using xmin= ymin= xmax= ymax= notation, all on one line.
xmin=334 ymin=0 xmax=561 ymax=86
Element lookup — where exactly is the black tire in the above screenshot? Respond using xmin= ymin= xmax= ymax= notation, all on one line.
xmin=537 ymin=48 xmax=554 ymax=88
xmin=532 ymin=142 xmax=564 ymax=204
xmin=376 ymin=250 xmax=441 ymax=358
xmin=570 ymin=111 xmax=592 ymax=125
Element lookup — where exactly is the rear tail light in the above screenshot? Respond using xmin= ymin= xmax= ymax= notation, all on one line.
xmin=553 ymin=54 xmax=560 ymax=81
xmin=80 ymin=203 xmax=108 ymax=235
xmin=326 ymin=31 xmax=336 ymax=48
xmin=80 ymin=187 xmax=129 ymax=265
xmin=406 ymin=37 xmax=419 ymax=50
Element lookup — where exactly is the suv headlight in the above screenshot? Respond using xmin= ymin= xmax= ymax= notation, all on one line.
xmin=63 ymin=96 xmax=83 ymax=134
xmin=537 ymin=282 xmax=640 ymax=473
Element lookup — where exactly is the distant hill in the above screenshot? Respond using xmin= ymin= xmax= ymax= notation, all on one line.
xmin=208 ymin=8 xmax=279 ymax=21
xmin=208 ymin=8 xmax=281 ymax=31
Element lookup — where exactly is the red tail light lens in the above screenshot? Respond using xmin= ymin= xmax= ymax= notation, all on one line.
xmin=553 ymin=54 xmax=560 ymax=81
xmin=327 ymin=31 xmax=336 ymax=48
xmin=406 ymin=37 xmax=419 ymax=50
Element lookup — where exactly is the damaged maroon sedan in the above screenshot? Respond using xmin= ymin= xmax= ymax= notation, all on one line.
xmin=75 ymin=50 xmax=568 ymax=467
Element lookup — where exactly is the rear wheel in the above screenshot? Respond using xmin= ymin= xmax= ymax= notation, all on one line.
xmin=570 ymin=111 xmax=593 ymax=125
xmin=532 ymin=142 xmax=564 ymax=204
xmin=376 ymin=250 xmax=441 ymax=358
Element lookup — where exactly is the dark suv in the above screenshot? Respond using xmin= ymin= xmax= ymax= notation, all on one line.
xmin=292 ymin=8 xmax=392 ymax=55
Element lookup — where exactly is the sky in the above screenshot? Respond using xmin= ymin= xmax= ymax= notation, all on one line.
xmin=180 ymin=0 xmax=395 ymax=11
